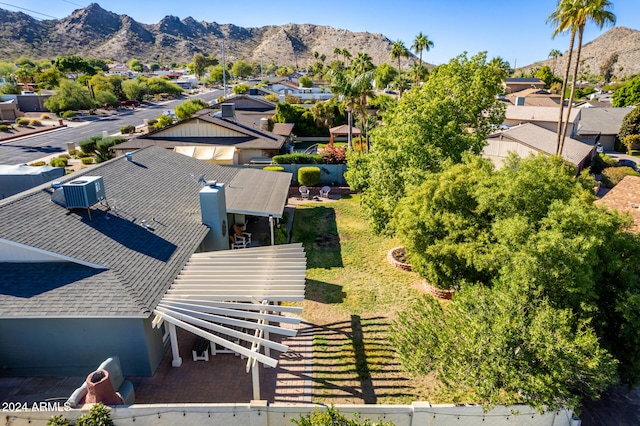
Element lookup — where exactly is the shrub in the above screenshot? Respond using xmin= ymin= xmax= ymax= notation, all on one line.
xmin=29 ymin=161 xmax=46 ymax=166
xmin=154 ymin=115 xmax=173 ymax=129
xmin=272 ymin=153 xmax=319 ymax=164
xmin=292 ymin=406 xmax=395 ymax=426
xmin=81 ymin=157 xmax=94 ymax=165
xmin=263 ymin=166 xmax=284 ymax=172
xmin=624 ymin=134 xmax=640 ymax=151
xmin=318 ymin=143 xmax=347 ymax=164
xmin=60 ymin=110 xmax=77 ymax=118
xmin=591 ymin=153 xmax=618 ymax=174
xmin=629 ymin=149 xmax=640 ymax=157
xmin=120 ymin=124 xmax=135 ymax=134
xmin=601 ymin=166 xmax=639 ymax=188
xmin=16 ymin=118 xmax=30 ymax=126
xmin=29 ymin=119 xmax=42 ymax=126
xmin=46 ymin=414 xmax=70 ymax=426
xmin=146 ymin=118 xmax=158 ymax=127
xmin=50 ymin=157 xmax=68 ymax=167
xmin=76 ymin=403 xmax=114 ymax=426
xmin=95 ymin=136 xmax=126 ymax=163
xmin=265 ymin=94 xmax=279 ymax=102
xmin=58 ymin=153 xmax=71 ymax=159
xmin=232 ymin=83 xmax=250 ymax=95
xmin=0 ymin=124 xmax=9 ymax=131
xmin=78 ymin=135 xmax=102 ymax=154
xmin=40 ymin=114 xmax=50 ymax=120
xmin=76 ymin=151 xmax=91 ymax=158
xmin=68 ymin=149 xmax=77 ymax=156
xmin=298 ymin=166 xmax=321 ymax=186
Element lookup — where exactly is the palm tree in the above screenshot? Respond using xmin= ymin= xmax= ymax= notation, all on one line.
xmin=350 ymin=52 xmax=374 ymax=75
xmin=333 ymin=47 xmax=341 ymax=62
xmin=548 ymin=48 xmax=562 ymax=75
xmin=548 ymin=0 xmax=615 ymax=154
xmin=342 ymin=48 xmax=352 ymax=67
xmin=389 ymin=40 xmax=409 ymax=97
xmin=411 ymin=33 xmax=434 ymax=84
xmin=320 ymin=53 xmax=327 ymax=64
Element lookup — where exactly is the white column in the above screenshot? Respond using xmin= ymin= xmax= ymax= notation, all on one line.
xmin=251 ymin=360 xmax=260 ymax=400
xmin=263 ymin=330 xmax=270 ymax=359
xmin=169 ymin=323 xmax=182 ymax=367
xmin=269 ymin=215 xmax=275 ymax=246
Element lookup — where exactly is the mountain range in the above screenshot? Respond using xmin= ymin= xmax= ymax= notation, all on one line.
xmin=0 ymin=3 xmax=415 ymax=68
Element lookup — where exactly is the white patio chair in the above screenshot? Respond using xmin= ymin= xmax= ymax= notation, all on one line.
xmin=320 ymin=186 xmax=331 ymax=198
xmin=299 ymin=186 xmax=310 ymax=199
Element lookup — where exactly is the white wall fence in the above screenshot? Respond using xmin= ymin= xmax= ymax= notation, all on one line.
xmin=3 ymin=401 xmax=580 ymax=426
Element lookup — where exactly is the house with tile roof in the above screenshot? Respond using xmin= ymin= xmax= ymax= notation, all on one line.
xmin=483 ymin=122 xmax=595 ymax=172
xmin=575 ymin=107 xmax=632 ymax=151
xmin=0 ymin=146 xmax=296 ymax=377
xmin=595 ymin=176 xmax=640 ymax=234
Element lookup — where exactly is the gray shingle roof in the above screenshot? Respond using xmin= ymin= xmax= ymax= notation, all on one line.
xmin=577 ymin=107 xmax=632 ymax=136
xmin=0 ymin=146 xmax=243 ymax=318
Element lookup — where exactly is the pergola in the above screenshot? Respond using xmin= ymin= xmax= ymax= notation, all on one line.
xmin=329 ymin=124 xmax=361 ymax=144
xmin=152 ymin=243 xmax=307 ymax=400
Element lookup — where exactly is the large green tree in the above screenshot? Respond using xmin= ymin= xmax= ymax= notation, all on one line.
xmin=612 ymin=76 xmax=640 ymax=107
xmin=355 ymin=52 xmax=505 ymax=232
xmin=44 ymin=79 xmax=94 ymax=113
xmin=374 ymin=62 xmax=398 ymax=90
xmin=392 ymin=154 xmax=640 ymax=396
xmin=389 ymin=40 xmax=409 ymax=97
xmin=174 ymin=98 xmax=209 ymax=120
xmin=231 ymin=59 xmax=253 ymax=79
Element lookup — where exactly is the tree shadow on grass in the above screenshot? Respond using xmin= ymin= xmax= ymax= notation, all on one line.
xmin=292 ymin=206 xmax=343 ymax=269
xmin=305 ymin=279 xmax=346 ymax=304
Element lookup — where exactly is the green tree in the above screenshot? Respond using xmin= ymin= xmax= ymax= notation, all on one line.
xmin=411 ymin=32 xmax=433 ymax=84
xmin=0 ymin=62 xmax=16 ymax=78
xmin=86 ymin=58 xmax=108 ymax=73
xmin=35 ymin=67 xmax=62 ymax=89
xmin=299 ymin=76 xmax=313 ymax=88
xmin=44 ymin=79 xmax=94 ymax=113
xmin=232 ymin=83 xmax=250 ymax=94
xmin=122 ymin=78 xmax=146 ymax=101
xmin=535 ymin=65 xmax=555 ymax=88
xmin=374 ymin=62 xmax=397 ymax=90
xmin=174 ymin=98 xmax=209 ymax=120
xmin=53 ymin=55 xmax=94 ymax=75
xmin=349 ymin=52 xmax=374 ymax=75
xmin=548 ymin=0 xmax=615 ymax=154
xmin=329 ymin=68 xmax=375 ymax=150
xmin=358 ymin=52 xmax=505 ymax=232
xmin=94 ymin=90 xmax=118 ymax=107
xmin=231 ymin=59 xmax=253 ymax=78
xmin=618 ymin=106 xmax=640 ymax=142
xmin=193 ymin=53 xmax=207 ymax=79
xmin=599 ymin=52 xmax=618 ymax=83
xmin=207 ymin=65 xmax=229 ymax=84
xmin=612 ymin=76 xmax=640 ymax=107
xmin=146 ymin=76 xmax=183 ymax=96
xmin=127 ymin=59 xmax=144 ymax=73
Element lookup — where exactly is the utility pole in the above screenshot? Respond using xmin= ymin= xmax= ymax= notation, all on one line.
xmin=260 ymin=52 xmax=263 ymax=78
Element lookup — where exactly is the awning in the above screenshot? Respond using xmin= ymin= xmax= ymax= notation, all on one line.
xmin=152 ymin=243 xmax=306 ymax=368
xmin=174 ymin=145 xmax=236 ymax=165
xmin=225 ymin=168 xmax=292 ymax=219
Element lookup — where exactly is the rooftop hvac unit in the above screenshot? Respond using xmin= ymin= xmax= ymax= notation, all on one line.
xmin=515 ymin=96 xmax=525 ymax=106
xmin=62 ymin=176 xmax=105 ymax=209
xmin=220 ymin=103 xmax=236 ymax=119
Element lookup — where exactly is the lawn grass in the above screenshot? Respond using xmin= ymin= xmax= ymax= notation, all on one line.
xmin=290 ymin=195 xmax=435 ymax=404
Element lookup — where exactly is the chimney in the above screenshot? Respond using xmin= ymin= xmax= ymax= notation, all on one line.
xmin=199 ymin=181 xmax=229 ymax=251
xmin=260 ymin=117 xmax=269 ymax=131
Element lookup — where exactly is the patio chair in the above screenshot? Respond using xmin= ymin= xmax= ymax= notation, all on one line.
xmin=320 ymin=186 xmax=331 ymax=198
xmin=230 ymin=235 xmax=247 ymax=249
xmin=233 ymin=224 xmax=252 ymax=244
xmin=299 ymin=186 xmax=309 ymax=199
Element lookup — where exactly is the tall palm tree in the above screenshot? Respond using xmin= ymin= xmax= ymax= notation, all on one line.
xmin=320 ymin=53 xmax=327 ymax=64
xmin=333 ymin=47 xmax=341 ymax=62
xmin=342 ymin=48 xmax=352 ymax=67
xmin=549 ymin=0 xmax=615 ymax=154
xmin=411 ymin=33 xmax=434 ymax=84
xmin=350 ymin=52 xmax=374 ymax=75
xmin=548 ymin=48 xmax=562 ymax=75
xmin=390 ymin=40 xmax=409 ymax=98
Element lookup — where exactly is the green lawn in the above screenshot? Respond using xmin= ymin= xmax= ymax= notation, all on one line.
xmin=290 ymin=195 xmax=434 ymax=404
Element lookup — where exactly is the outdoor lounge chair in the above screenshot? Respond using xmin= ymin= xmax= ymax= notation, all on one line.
xmin=233 ymin=224 xmax=252 ymax=244
xmin=320 ymin=186 xmax=331 ymax=198
xmin=299 ymin=186 xmax=309 ymax=199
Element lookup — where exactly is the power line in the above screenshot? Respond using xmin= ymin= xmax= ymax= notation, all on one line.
xmin=0 ymin=2 xmax=59 ymax=19
xmin=60 ymin=0 xmax=84 ymax=7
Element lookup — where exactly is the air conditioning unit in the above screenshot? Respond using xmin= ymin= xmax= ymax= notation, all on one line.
xmin=62 ymin=176 xmax=105 ymax=209
xmin=220 ymin=103 xmax=236 ymax=119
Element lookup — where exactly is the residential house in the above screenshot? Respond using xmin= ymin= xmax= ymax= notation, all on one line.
xmin=0 ymin=100 xmax=22 ymax=121
xmin=483 ymin=122 xmax=595 ymax=172
xmin=505 ymin=88 xmax=561 ymax=107
xmin=0 ymin=146 xmax=301 ymax=378
xmin=574 ymin=107 xmax=631 ymax=151
xmin=504 ymin=105 xmax=581 ymax=136
xmin=595 ymin=176 xmax=640 ymax=234
xmin=113 ymin=104 xmax=291 ymax=165
xmin=504 ymin=78 xmax=545 ymax=94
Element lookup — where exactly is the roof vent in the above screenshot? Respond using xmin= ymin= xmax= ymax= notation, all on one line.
xmin=515 ymin=96 xmax=525 ymax=106
xmin=62 ymin=176 xmax=106 ymax=209
xmin=220 ymin=103 xmax=236 ymax=120
xmin=125 ymin=152 xmax=133 ymax=162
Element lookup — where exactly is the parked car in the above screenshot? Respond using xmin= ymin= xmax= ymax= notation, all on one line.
xmin=120 ymin=100 xmax=140 ymax=108
xmin=617 ymin=159 xmax=638 ymax=170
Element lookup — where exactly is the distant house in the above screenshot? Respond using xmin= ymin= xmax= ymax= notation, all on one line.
xmin=504 ymin=105 xmax=581 ymax=136
xmin=595 ymin=176 xmax=640 ymax=234
xmin=575 ymin=107 xmax=631 ymax=151
xmin=483 ymin=122 xmax=595 ymax=172
xmin=106 ymin=63 xmax=133 ymax=77
xmin=0 ymin=146 xmax=301 ymax=377
xmin=504 ymin=78 xmax=545 ymax=94
xmin=505 ymin=88 xmax=561 ymax=107
xmin=114 ymin=105 xmax=289 ymax=165
xmin=0 ymin=99 xmax=22 ymax=121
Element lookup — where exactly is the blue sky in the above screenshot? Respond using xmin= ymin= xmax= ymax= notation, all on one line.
xmin=3 ymin=0 xmax=639 ymax=67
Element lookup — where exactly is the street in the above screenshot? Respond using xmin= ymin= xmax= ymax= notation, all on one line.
xmin=0 ymin=88 xmax=224 ymax=165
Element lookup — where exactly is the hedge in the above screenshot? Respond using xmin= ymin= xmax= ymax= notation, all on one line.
xmin=79 ymin=135 xmax=102 ymax=154
xmin=601 ymin=166 xmax=639 ymax=188
xmin=81 ymin=157 xmax=94 ymax=165
xmin=272 ymin=153 xmax=320 ymax=164
xmin=298 ymin=166 xmax=320 ymax=187
xmin=120 ymin=124 xmax=135 ymax=134
xmin=263 ymin=166 xmax=284 ymax=172
xmin=50 ymin=157 xmax=68 ymax=167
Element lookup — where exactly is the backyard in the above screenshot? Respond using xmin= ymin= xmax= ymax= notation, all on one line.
xmin=290 ymin=194 xmax=437 ymax=404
